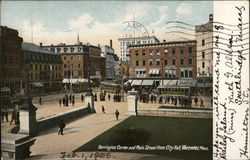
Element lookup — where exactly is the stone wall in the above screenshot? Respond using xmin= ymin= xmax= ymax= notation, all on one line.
xmin=138 ymin=108 xmax=212 ymax=118
xmin=36 ymin=107 xmax=89 ymax=133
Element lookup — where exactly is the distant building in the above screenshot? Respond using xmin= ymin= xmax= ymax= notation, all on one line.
xmin=41 ymin=42 xmax=106 ymax=81
xmin=118 ymin=36 xmax=160 ymax=61
xmin=129 ymin=40 xmax=197 ymax=79
xmin=22 ymin=42 xmax=63 ymax=93
xmin=0 ymin=26 xmax=23 ymax=94
xmin=120 ymin=61 xmax=130 ymax=79
xmin=100 ymin=40 xmax=120 ymax=80
xmin=195 ymin=14 xmax=213 ymax=77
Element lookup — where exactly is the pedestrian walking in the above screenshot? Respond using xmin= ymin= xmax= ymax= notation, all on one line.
xmin=72 ymin=99 xmax=75 ymax=106
xmin=10 ymin=109 xmax=16 ymax=125
xmin=63 ymin=98 xmax=65 ymax=106
xmin=15 ymin=110 xmax=20 ymax=125
xmin=115 ymin=110 xmax=120 ymax=120
xmin=69 ymin=94 xmax=72 ymax=103
xmin=57 ymin=119 xmax=66 ymax=135
xmin=5 ymin=108 xmax=8 ymax=122
xmin=1 ymin=109 xmax=5 ymax=122
xmin=81 ymin=94 xmax=84 ymax=102
xmin=39 ymin=97 xmax=42 ymax=105
xmin=194 ymin=97 xmax=198 ymax=106
xmin=200 ymin=98 xmax=204 ymax=108
xmin=108 ymin=94 xmax=111 ymax=101
xmin=59 ymin=99 xmax=62 ymax=107
xmin=102 ymin=105 xmax=105 ymax=113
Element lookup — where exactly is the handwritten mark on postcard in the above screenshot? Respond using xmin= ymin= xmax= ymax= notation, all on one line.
xmin=213 ymin=1 xmax=249 ymax=160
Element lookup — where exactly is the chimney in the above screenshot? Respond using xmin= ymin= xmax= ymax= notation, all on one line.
xmin=209 ymin=14 xmax=213 ymax=22
xmin=40 ymin=42 xmax=43 ymax=48
xmin=110 ymin=39 xmax=113 ymax=48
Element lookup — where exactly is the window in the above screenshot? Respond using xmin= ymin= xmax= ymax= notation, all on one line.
xmin=64 ymin=64 xmax=67 ymax=68
xmin=78 ymin=71 xmax=82 ymax=76
xmin=135 ymin=50 xmax=139 ymax=56
xmin=142 ymin=50 xmax=146 ymax=56
xmin=172 ymin=48 xmax=175 ymax=55
xmin=181 ymin=71 xmax=184 ymax=77
xmin=185 ymin=70 xmax=189 ymax=77
xmin=78 ymin=64 xmax=81 ymax=68
xmin=189 ymin=71 xmax=193 ymax=77
xmin=71 ymin=56 xmax=73 ymax=61
xmin=156 ymin=49 xmax=160 ymax=56
xmin=172 ymin=59 xmax=176 ymax=65
xmin=64 ymin=56 xmax=66 ymax=61
xmin=188 ymin=58 xmax=193 ymax=65
xmin=142 ymin=60 xmax=146 ymax=66
xmin=149 ymin=60 xmax=153 ymax=66
xmin=164 ymin=48 xmax=168 ymax=54
xmin=136 ymin=60 xmax=139 ymax=66
xmin=180 ymin=58 xmax=184 ymax=65
xmin=180 ymin=48 xmax=184 ymax=54
xmin=78 ymin=56 xmax=81 ymax=60
xmin=70 ymin=47 xmax=75 ymax=52
xmin=156 ymin=59 xmax=160 ymax=65
xmin=189 ymin=47 xmax=193 ymax=54
xmin=40 ymin=65 xmax=42 ymax=70
xmin=64 ymin=48 xmax=68 ymax=52
xmin=35 ymin=64 xmax=38 ymax=70
xmin=149 ymin=49 xmax=153 ymax=56
xmin=165 ymin=69 xmax=176 ymax=78
xmin=202 ymin=39 xmax=205 ymax=46
xmin=164 ymin=59 xmax=168 ymax=65
xmin=202 ymin=52 xmax=205 ymax=59
xmin=202 ymin=62 xmax=205 ymax=68
xmin=30 ymin=64 xmax=33 ymax=69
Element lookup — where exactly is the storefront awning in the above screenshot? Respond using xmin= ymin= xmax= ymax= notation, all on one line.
xmin=131 ymin=80 xmax=142 ymax=86
xmin=62 ymin=78 xmax=91 ymax=84
xmin=141 ymin=80 xmax=154 ymax=86
xmin=149 ymin=69 xmax=160 ymax=75
xmin=31 ymin=82 xmax=44 ymax=87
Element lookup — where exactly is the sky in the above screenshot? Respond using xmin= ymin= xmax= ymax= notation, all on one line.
xmin=1 ymin=1 xmax=212 ymax=56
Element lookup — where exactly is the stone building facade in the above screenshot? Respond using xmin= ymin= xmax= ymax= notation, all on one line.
xmin=195 ymin=14 xmax=213 ymax=77
xmin=129 ymin=40 xmax=197 ymax=79
xmin=0 ymin=26 xmax=23 ymax=94
xmin=22 ymin=43 xmax=63 ymax=92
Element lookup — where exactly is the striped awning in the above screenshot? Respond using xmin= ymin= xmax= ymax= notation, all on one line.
xmin=149 ymin=69 xmax=160 ymax=74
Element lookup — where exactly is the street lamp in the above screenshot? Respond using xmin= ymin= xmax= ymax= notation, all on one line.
xmin=86 ymin=62 xmax=92 ymax=96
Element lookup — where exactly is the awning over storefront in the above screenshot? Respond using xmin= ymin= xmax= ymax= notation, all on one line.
xmin=149 ymin=69 xmax=160 ymax=75
xmin=178 ymin=79 xmax=197 ymax=87
xmin=62 ymin=78 xmax=90 ymax=84
xmin=31 ymin=82 xmax=44 ymax=87
xmin=131 ymin=80 xmax=142 ymax=86
xmin=141 ymin=80 xmax=154 ymax=86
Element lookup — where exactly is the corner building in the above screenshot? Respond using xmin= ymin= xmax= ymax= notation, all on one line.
xmin=129 ymin=40 xmax=197 ymax=79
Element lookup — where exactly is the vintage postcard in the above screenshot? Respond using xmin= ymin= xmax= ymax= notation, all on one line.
xmin=0 ymin=0 xmax=249 ymax=160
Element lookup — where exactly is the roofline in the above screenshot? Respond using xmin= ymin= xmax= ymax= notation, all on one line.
xmin=128 ymin=40 xmax=197 ymax=48
xmin=118 ymin=36 xmax=160 ymax=42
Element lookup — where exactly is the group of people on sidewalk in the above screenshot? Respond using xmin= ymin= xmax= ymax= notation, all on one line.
xmin=59 ymin=94 xmax=76 ymax=107
xmin=1 ymin=106 xmax=20 ymax=125
xmin=139 ymin=94 xmax=207 ymax=108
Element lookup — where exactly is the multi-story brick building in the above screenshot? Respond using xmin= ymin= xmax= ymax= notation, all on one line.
xmin=118 ymin=36 xmax=160 ymax=61
xmin=0 ymin=26 xmax=23 ymax=94
xmin=22 ymin=42 xmax=63 ymax=93
xmin=41 ymin=42 xmax=106 ymax=81
xmin=129 ymin=40 xmax=197 ymax=79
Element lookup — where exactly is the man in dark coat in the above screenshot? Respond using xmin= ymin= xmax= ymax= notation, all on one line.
xmin=81 ymin=94 xmax=84 ymax=102
xmin=10 ymin=109 xmax=16 ymax=125
xmin=115 ymin=110 xmax=120 ymax=120
xmin=102 ymin=105 xmax=105 ymax=113
xmin=58 ymin=119 xmax=66 ymax=135
xmin=59 ymin=99 xmax=62 ymax=107
xmin=108 ymin=94 xmax=111 ymax=101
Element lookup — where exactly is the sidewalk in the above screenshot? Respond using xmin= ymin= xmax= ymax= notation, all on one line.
xmin=30 ymin=99 xmax=129 ymax=156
